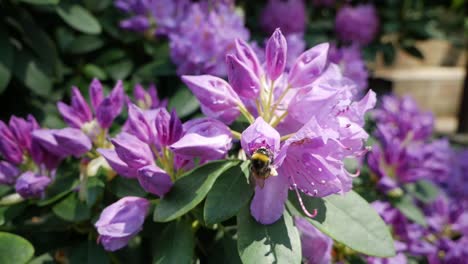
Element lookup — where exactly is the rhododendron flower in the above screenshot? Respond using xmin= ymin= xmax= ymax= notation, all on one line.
xmin=335 ymin=4 xmax=379 ymax=45
xmin=0 ymin=115 xmax=39 ymax=165
xmin=260 ymin=0 xmax=307 ymax=35
xmin=183 ymin=29 xmax=375 ymax=224
xmin=295 ymin=217 xmax=333 ymax=264
xmin=95 ymin=196 xmax=150 ymax=251
xmin=0 ymin=161 xmax=19 ymax=185
xmin=132 ymin=83 xmax=167 ymax=110
xmin=329 ymin=44 xmax=369 ymax=91
xmin=241 ymin=114 xmax=373 ymax=224
xmin=57 ymin=79 xmax=124 ymax=142
xmin=169 ymin=1 xmax=249 ymax=75
xmin=115 ymin=0 xmax=189 ymax=35
xmin=15 ymin=171 xmax=51 ymax=199
xmin=100 ymin=105 xmax=232 ymax=196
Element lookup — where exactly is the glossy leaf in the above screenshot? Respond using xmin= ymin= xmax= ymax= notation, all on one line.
xmin=66 ymin=35 xmax=104 ymax=54
xmin=56 ymin=4 xmax=101 ymax=34
xmin=153 ymin=220 xmax=194 ymax=264
xmin=13 ymin=52 xmax=52 ymax=96
xmin=0 ymin=26 xmax=14 ymax=93
xmin=52 ymin=193 xmax=91 ymax=222
xmin=0 ymin=232 xmax=35 ymax=264
xmin=154 ymin=160 xmax=240 ymax=222
xmin=405 ymin=180 xmax=439 ymax=203
xmin=19 ymin=0 xmax=59 ymax=4
xmin=393 ymin=195 xmax=427 ymax=227
xmin=287 ymin=190 xmax=395 ymax=257
xmin=204 ymin=162 xmax=252 ymax=225
xmin=109 ymin=177 xmax=146 ymax=198
xmin=168 ymin=86 xmax=200 ymax=118
xmin=237 ymin=206 xmax=301 ymax=264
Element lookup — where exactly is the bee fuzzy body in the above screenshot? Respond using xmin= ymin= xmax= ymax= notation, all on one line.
xmin=249 ymin=147 xmax=275 ymax=188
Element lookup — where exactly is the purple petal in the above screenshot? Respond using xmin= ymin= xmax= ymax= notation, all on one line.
xmin=8 ymin=115 xmax=35 ymax=152
xmin=97 ymin=81 xmax=125 ymax=128
xmin=182 ymin=75 xmax=241 ymax=124
xmin=154 ymin=108 xmax=183 ymax=146
xmin=170 ymin=118 xmax=232 ymax=161
xmin=240 ymin=117 xmax=280 ymax=157
xmin=288 ymin=43 xmax=330 ymax=88
xmin=0 ymin=161 xmax=19 ymax=185
xmin=15 ymin=171 xmax=51 ymax=199
xmin=226 ymin=54 xmax=261 ymax=99
xmin=127 ymin=104 xmax=153 ymax=144
xmin=234 ymin=39 xmax=264 ymax=77
xmin=265 ymin=28 xmax=287 ymax=81
xmin=111 ymin=133 xmax=154 ymax=170
xmin=295 ymin=217 xmax=333 ymax=264
xmin=0 ymin=120 xmax=23 ymax=164
xmin=89 ymin=78 xmax=104 ymax=113
xmin=250 ymin=174 xmax=289 ymax=224
xmin=95 ymin=196 xmax=149 ymax=251
xmin=71 ymin=87 xmax=93 ymax=123
xmin=57 ymin=102 xmax=83 ymax=128
xmin=137 ymin=165 xmax=173 ymax=197
xmin=53 ymin=128 xmax=92 ymax=157
xmin=98 ymin=148 xmax=138 ymax=178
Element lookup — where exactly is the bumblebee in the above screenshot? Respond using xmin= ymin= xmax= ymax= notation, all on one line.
xmin=250 ymin=147 xmax=277 ymax=188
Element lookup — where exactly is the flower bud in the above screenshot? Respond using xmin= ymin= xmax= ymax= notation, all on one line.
xmin=137 ymin=165 xmax=173 ymax=197
xmin=95 ymin=197 xmax=150 ymax=251
xmin=226 ymin=54 xmax=261 ymax=99
xmin=89 ymin=78 xmax=104 ymax=112
xmin=15 ymin=171 xmax=51 ymax=198
xmin=288 ymin=43 xmax=330 ymax=88
xmin=97 ymin=81 xmax=125 ymax=129
xmin=98 ymin=148 xmax=138 ymax=178
xmin=182 ymin=75 xmax=241 ymax=124
xmin=0 ymin=121 xmax=23 ymax=164
xmin=265 ymin=28 xmax=287 ymax=81
xmin=0 ymin=161 xmax=19 ymax=185
xmin=241 ymin=117 xmax=280 ymax=157
xmin=111 ymin=133 xmax=154 ymax=170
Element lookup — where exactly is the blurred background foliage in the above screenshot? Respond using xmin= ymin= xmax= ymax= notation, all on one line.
xmin=0 ymin=0 xmax=465 ymax=122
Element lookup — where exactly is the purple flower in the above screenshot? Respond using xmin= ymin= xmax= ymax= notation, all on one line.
xmin=329 ymin=44 xmax=369 ymax=91
xmin=242 ymin=114 xmax=373 ymax=224
xmin=101 ymin=105 xmax=232 ymax=195
xmin=137 ymin=165 xmax=173 ymax=197
xmin=182 ymin=75 xmax=242 ymax=124
xmin=295 ymin=217 xmax=333 ymax=264
xmin=447 ymin=149 xmax=468 ymax=203
xmin=171 ymin=118 xmax=233 ymax=162
xmin=95 ymin=196 xmax=150 ymax=251
xmin=0 ymin=161 xmax=19 ymax=185
xmin=116 ymin=0 xmax=188 ymax=35
xmin=57 ymin=79 xmax=124 ymax=132
xmin=133 ymin=83 xmax=167 ymax=110
xmin=15 ymin=171 xmax=51 ymax=198
xmin=260 ymin=0 xmax=307 ymax=35
xmin=168 ymin=2 xmax=249 ymax=75
xmin=335 ymin=4 xmax=379 ymax=45
xmin=32 ymin=128 xmax=92 ymax=158
xmin=0 ymin=115 xmax=39 ymax=164
xmin=183 ymin=29 xmax=375 ymax=224
xmin=373 ymin=95 xmax=434 ymax=142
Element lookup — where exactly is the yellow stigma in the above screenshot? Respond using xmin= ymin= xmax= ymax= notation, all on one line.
xmin=252 ymin=152 xmax=270 ymax=163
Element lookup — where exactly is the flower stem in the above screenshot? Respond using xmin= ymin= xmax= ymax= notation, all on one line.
xmin=237 ymin=103 xmax=255 ymax=123
xmin=230 ymin=129 xmax=242 ymax=140
xmin=270 ymin=85 xmax=291 ymax=116
xmin=270 ymin=111 xmax=289 ymax=127
xmin=280 ymin=133 xmax=295 ymax=141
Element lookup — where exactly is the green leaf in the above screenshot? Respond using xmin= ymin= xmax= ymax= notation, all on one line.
xmin=237 ymin=206 xmax=301 ymax=264
xmin=0 ymin=232 xmax=34 ymax=264
xmin=105 ymin=60 xmax=133 ymax=81
xmin=393 ymin=195 xmax=427 ymax=227
xmin=204 ymin=162 xmax=253 ymax=225
xmin=66 ymin=35 xmax=104 ymax=54
xmin=134 ymin=59 xmax=176 ymax=79
xmin=381 ymin=42 xmax=396 ymax=65
xmin=56 ymin=4 xmax=101 ymax=34
xmin=287 ymin=190 xmax=395 ymax=257
xmin=0 ymin=26 xmax=14 ymax=93
xmin=168 ymin=87 xmax=200 ymax=118
xmin=83 ymin=64 xmax=107 ymax=80
xmin=153 ymin=220 xmax=194 ymax=264
xmin=154 ymin=160 xmax=240 ymax=222
xmin=109 ymin=177 xmax=146 ymax=198
xmin=38 ymin=165 xmax=79 ymax=206
xmin=18 ymin=0 xmax=59 ymax=4
xmin=69 ymin=240 xmax=109 ymax=264
xmin=86 ymin=176 xmax=105 ymax=207
xmin=405 ymin=180 xmax=439 ymax=203
xmin=13 ymin=52 xmax=52 ymax=96
xmin=28 ymin=253 xmax=54 ymax=264
xmin=52 ymin=193 xmax=91 ymax=222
